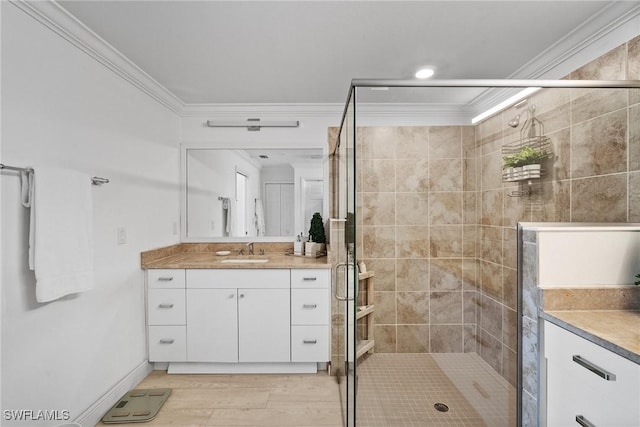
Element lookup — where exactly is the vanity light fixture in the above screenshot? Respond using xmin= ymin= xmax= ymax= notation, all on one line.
xmin=206 ymin=118 xmax=300 ymax=131
xmin=471 ymin=87 xmax=541 ymax=124
xmin=415 ymin=67 xmax=435 ymax=79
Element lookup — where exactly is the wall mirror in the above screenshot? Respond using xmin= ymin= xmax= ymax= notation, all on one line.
xmin=183 ymin=147 xmax=326 ymax=241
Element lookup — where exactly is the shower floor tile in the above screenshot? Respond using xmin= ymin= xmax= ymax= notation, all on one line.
xmin=355 ymin=353 xmax=516 ymax=427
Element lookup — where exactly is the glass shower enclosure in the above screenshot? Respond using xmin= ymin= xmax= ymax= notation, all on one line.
xmin=332 ymin=79 xmax=640 ymax=426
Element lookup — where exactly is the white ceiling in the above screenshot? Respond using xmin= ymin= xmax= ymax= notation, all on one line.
xmin=58 ymin=1 xmax=622 ymax=105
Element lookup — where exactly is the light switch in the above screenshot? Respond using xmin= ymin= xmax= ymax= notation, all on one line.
xmin=117 ymin=227 xmax=127 ymax=245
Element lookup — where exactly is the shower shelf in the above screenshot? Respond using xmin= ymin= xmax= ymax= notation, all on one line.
xmin=502 ymin=135 xmax=552 ymax=197
xmin=356 ymin=271 xmax=375 ymax=360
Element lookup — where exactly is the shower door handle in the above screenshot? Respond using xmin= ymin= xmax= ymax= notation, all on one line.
xmin=333 ymin=262 xmax=355 ymax=301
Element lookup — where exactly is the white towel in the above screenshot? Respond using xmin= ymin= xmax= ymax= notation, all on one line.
xmin=29 ymin=167 xmax=94 ymax=303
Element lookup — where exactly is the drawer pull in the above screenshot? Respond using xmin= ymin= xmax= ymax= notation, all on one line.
xmin=303 ymin=339 xmax=318 ymax=344
xmin=576 ymin=415 xmax=596 ymax=427
xmin=159 ymin=338 xmax=175 ymax=344
xmin=158 ymin=304 xmax=174 ymax=309
xmin=302 ymin=304 xmax=317 ymax=309
xmin=303 ymin=277 xmax=317 ymax=281
xmin=157 ymin=277 xmax=174 ymax=281
xmin=572 ymin=355 xmax=616 ymax=381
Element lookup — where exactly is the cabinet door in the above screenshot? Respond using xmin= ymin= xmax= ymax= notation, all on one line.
xmin=238 ymin=288 xmax=290 ymax=362
xmin=187 ymin=289 xmax=238 ymax=362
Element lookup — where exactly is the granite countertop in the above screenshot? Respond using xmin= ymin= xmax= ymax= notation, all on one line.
xmin=141 ymin=243 xmax=331 ymax=270
xmin=141 ymin=252 xmax=331 ymax=269
xmin=541 ymin=310 xmax=640 ymax=365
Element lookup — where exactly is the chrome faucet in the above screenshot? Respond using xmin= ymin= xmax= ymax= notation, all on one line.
xmin=246 ymin=242 xmax=254 ymax=255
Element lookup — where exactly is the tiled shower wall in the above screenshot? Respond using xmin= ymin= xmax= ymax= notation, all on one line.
xmin=475 ymin=34 xmax=640 ymax=386
xmin=328 ymin=34 xmax=640 ymax=385
xmin=355 ymin=125 xmax=480 ymax=359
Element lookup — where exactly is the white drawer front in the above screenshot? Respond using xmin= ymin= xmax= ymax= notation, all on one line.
xmin=148 ymin=289 xmax=186 ymax=325
xmin=148 ymin=326 xmax=186 ymax=362
xmin=544 ymin=321 xmax=640 ymax=427
xmin=291 ymin=269 xmax=330 ymax=289
xmin=291 ymin=326 xmax=329 ymax=362
xmin=187 ymin=269 xmax=289 ymax=289
xmin=148 ymin=269 xmax=185 ymax=289
xmin=291 ymin=289 xmax=329 ymax=325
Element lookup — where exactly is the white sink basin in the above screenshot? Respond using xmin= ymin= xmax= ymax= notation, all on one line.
xmin=221 ymin=258 xmax=269 ymax=264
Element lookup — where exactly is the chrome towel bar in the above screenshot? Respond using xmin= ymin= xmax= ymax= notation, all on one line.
xmin=0 ymin=163 xmax=110 ymax=186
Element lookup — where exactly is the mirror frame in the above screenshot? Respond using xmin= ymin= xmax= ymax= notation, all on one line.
xmin=180 ymin=142 xmax=329 ymax=242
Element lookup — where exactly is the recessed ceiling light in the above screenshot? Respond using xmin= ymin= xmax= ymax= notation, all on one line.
xmin=415 ymin=67 xmax=435 ymax=79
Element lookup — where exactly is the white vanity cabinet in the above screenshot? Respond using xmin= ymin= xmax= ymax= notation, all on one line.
xmin=290 ymin=269 xmax=331 ymax=362
xmin=544 ymin=321 xmax=640 ymax=427
xmin=146 ymin=266 xmax=330 ymax=373
xmin=146 ymin=269 xmax=187 ymax=362
xmin=186 ymin=269 xmax=291 ymax=363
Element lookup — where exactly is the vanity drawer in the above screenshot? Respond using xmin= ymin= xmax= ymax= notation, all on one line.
xmin=148 ymin=289 xmax=186 ymax=325
xmin=291 ymin=269 xmax=330 ymax=289
xmin=291 ymin=289 xmax=329 ymax=325
xmin=291 ymin=325 xmax=329 ymax=362
xmin=187 ymin=269 xmax=289 ymax=289
xmin=148 ymin=269 xmax=186 ymax=289
xmin=148 ymin=326 xmax=186 ymax=362
xmin=544 ymin=321 xmax=640 ymax=426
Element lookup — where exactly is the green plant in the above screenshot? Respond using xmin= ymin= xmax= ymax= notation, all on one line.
xmin=503 ymin=146 xmax=547 ymax=169
xmin=308 ymin=212 xmax=326 ymax=244
xmin=634 ymin=274 xmax=640 ymax=286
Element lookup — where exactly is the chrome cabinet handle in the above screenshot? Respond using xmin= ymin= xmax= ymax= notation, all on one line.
xmin=576 ymin=415 xmax=596 ymax=427
xmin=303 ymin=339 xmax=318 ymax=344
xmin=572 ymin=355 xmax=616 ymax=381
xmin=159 ymin=339 xmax=175 ymax=344
xmin=228 ymin=294 xmax=235 ymax=299
xmin=239 ymin=294 xmax=245 ymax=298
xmin=157 ymin=277 xmax=174 ymax=281
xmin=302 ymin=304 xmax=317 ymax=309
xmin=303 ymin=277 xmax=317 ymax=281
xmin=158 ymin=304 xmax=174 ymax=309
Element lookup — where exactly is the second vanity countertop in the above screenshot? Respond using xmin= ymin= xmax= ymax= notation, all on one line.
xmin=141 ymin=243 xmax=330 ymax=270
xmin=541 ymin=309 xmax=640 ymax=365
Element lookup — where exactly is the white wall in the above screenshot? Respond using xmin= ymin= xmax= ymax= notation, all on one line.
xmin=1 ymin=3 xmax=180 ymax=425
xmin=537 ymin=230 xmax=640 ymax=287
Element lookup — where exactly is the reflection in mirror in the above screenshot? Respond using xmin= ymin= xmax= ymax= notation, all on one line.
xmin=186 ymin=148 xmax=325 ymax=240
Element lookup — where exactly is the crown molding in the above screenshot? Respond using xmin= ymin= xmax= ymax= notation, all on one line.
xmin=9 ymin=0 xmax=185 ymax=115
xmin=182 ymin=102 xmax=474 ymax=125
xmin=181 ymin=103 xmax=343 ymax=119
xmin=469 ymin=1 xmax=640 ymax=117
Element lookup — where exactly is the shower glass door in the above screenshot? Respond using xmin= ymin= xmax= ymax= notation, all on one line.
xmin=334 ymin=87 xmax=357 ymax=426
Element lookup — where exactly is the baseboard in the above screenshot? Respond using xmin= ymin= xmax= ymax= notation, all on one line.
xmin=74 ymin=360 xmax=153 ymax=427
xmin=167 ymin=362 xmax=318 ymax=374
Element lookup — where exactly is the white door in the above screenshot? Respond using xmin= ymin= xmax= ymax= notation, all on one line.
xmin=264 ymin=183 xmax=294 ymax=236
xmin=186 ymin=289 xmax=238 ymax=362
xmin=280 ymin=183 xmax=294 ymax=236
xmin=238 ymin=288 xmax=290 ymax=362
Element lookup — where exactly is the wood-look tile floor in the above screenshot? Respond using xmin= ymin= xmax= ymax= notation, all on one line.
xmin=95 ymin=371 xmax=343 ymax=427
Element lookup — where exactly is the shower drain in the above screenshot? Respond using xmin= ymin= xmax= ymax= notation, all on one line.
xmin=434 ymin=403 xmax=450 ymax=413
